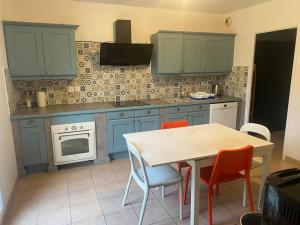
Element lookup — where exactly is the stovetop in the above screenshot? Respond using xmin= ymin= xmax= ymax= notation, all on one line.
xmin=110 ymin=100 xmax=150 ymax=108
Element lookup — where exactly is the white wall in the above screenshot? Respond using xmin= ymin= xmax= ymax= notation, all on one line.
xmin=0 ymin=0 xmax=18 ymax=221
xmin=226 ymin=0 xmax=300 ymax=161
xmin=2 ymin=0 xmax=229 ymax=42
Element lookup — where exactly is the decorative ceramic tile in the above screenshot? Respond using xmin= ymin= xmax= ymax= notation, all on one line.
xmin=9 ymin=41 xmax=248 ymax=111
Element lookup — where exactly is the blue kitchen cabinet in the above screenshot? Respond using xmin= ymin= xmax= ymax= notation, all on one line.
xmin=189 ymin=111 xmax=209 ymax=126
xmin=20 ymin=127 xmax=48 ymax=166
xmin=3 ymin=21 xmax=78 ymax=80
xmin=3 ymin=25 xmax=45 ymax=78
xmin=108 ymin=118 xmax=135 ymax=154
xmin=135 ymin=116 xmax=160 ymax=132
xmin=165 ymin=113 xmax=189 ymax=122
xmin=203 ymin=35 xmax=235 ymax=73
xmin=182 ymin=34 xmax=205 ymax=73
xmin=42 ymin=27 xmax=77 ymax=77
xmin=151 ymin=32 xmax=183 ymax=74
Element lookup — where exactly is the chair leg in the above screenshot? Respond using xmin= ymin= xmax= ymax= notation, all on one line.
xmin=246 ymin=178 xmax=255 ymax=211
xmin=162 ymin=186 xmax=165 ymax=198
xmin=183 ymin=168 xmax=191 ymax=205
xmin=138 ymin=189 xmax=149 ymax=225
xmin=179 ymin=179 xmax=183 ymax=220
xmin=208 ymin=186 xmax=213 ymax=225
xmin=122 ymin=175 xmax=132 ymax=206
xmin=177 ymin=164 xmax=182 ymax=202
xmin=243 ymin=180 xmax=247 ymax=207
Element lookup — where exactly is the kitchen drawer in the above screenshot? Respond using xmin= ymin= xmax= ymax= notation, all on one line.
xmin=107 ymin=110 xmax=135 ymax=120
xmin=19 ymin=118 xmax=44 ymax=128
xmin=135 ymin=108 xmax=159 ymax=117
xmin=165 ymin=106 xmax=188 ymax=114
xmin=189 ymin=104 xmax=209 ymax=112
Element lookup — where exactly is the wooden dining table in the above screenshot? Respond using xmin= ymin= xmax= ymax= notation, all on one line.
xmin=123 ymin=123 xmax=274 ymax=225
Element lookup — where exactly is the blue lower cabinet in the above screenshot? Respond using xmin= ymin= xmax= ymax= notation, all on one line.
xmin=20 ymin=127 xmax=47 ymax=166
xmin=189 ymin=110 xmax=209 ymax=126
xmin=135 ymin=116 xmax=160 ymax=132
xmin=108 ymin=118 xmax=135 ymax=154
xmin=165 ymin=112 xmax=189 ymax=122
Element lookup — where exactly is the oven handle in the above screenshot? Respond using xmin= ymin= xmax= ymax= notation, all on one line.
xmin=58 ymin=132 xmax=90 ymax=141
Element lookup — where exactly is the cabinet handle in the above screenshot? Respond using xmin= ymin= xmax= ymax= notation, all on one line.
xmin=146 ymin=109 xmax=151 ymax=114
xmin=119 ymin=112 xmax=125 ymax=117
xmin=224 ymin=104 xmax=227 ymax=108
xmin=198 ymin=106 xmax=202 ymax=109
xmin=175 ymin=108 xmax=180 ymax=112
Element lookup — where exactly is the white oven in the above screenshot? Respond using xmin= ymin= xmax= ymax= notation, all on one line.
xmin=51 ymin=122 xmax=97 ymax=165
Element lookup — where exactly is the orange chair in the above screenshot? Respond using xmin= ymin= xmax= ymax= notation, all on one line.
xmin=161 ymin=120 xmax=191 ymax=200
xmin=186 ymin=145 xmax=255 ymax=225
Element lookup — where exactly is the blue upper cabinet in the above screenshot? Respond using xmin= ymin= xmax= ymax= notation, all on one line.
xmin=151 ymin=33 xmax=183 ymax=74
xmin=42 ymin=27 xmax=77 ymax=77
xmin=182 ymin=34 xmax=205 ymax=73
xmin=3 ymin=25 xmax=45 ymax=78
xmin=203 ymin=35 xmax=235 ymax=73
xmin=151 ymin=31 xmax=235 ymax=76
xmin=3 ymin=21 xmax=78 ymax=80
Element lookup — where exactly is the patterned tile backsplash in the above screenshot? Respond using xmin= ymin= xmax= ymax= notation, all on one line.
xmin=7 ymin=41 xmax=248 ymax=113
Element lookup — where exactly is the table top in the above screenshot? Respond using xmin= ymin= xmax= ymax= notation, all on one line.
xmin=124 ymin=123 xmax=274 ymax=167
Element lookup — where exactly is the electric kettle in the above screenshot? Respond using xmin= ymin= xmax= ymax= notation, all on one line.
xmin=212 ymin=84 xmax=222 ymax=96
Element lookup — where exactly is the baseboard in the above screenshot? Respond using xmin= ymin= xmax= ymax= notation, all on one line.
xmin=285 ymin=155 xmax=300 ymax=166
xmin=0 ymin=179 xmax=17 ymax=225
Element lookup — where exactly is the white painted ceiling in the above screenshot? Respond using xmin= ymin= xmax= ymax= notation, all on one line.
xmin=74 ymin=0 xmax=272 ymax=13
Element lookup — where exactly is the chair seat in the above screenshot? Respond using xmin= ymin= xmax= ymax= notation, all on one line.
xmin=137 ymin=165 xmax=182 ymax=187
xmin=200 ymin=166 xmax=244 ymax=185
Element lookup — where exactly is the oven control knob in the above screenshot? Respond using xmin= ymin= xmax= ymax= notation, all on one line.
xmin=71 ymin=126 xmax=77 ymax=130
xmin=65 ymin=127 xmax=68 ymax=131
xmin=80 ymin=126 xmax=83 ymax=129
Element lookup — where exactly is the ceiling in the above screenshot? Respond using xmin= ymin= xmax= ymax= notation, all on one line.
xmin=74 ymin=0 xmax=272 ymax=14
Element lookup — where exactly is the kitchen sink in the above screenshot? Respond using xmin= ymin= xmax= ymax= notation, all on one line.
xmin=163 ymin=97 xmax=194 ymax=103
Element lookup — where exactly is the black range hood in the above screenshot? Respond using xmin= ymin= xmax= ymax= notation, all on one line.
xmin=100 ymin=20 xmax=153 ymax=66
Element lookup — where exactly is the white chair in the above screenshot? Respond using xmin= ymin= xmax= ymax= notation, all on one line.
xmin=240 ymin=122 xmax=271 ymax=207
xmin=122 ymin=142 xmax=183 ymax=225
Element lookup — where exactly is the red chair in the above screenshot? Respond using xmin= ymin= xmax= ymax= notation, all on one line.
xmin=161 ymin=120 xmax=191 ymax=200
xmin=186 ymin=145 xmax=255 ymax=225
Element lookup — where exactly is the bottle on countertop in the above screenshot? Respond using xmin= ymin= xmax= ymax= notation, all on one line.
xmin=37 ymin=91 xmax=47 ymax=107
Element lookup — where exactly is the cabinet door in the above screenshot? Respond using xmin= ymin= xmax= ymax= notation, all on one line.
xmin=108 ymin=118 xmax=135 ymax=154
xmin=204 ymin=35 xmax=234 ymax=73
xmin=4 ymin=25 xmax=45 ymax=78
xmin=20 ymin=127 xmax=47 ymax=166
xmin=158 ymin=33 xmax=183 ymax=74
xmin=135 ymin=116 xmax=160 ymax=132
xmin=182 ymin=34 xmax=204 ymax=73
xmin=42 ymin=27 xmax=77 ymax=76
xmin=189 ymin=110 xmax=209 ymax=126
xmin=165 ymin=113 xmax=189 ymax=122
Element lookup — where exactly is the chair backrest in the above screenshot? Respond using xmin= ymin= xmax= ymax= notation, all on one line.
xmin=240 ymin=123 xmax=271 ymax=142
xmin=209 ymin=145 xmax=254 ymax=186
xmin=126 ymin=141 xmax=149 ymax=189
xmin=161 ymin=120 xmax=189 ymax=129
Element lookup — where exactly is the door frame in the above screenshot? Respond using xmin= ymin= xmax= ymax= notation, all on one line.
xmin=245 ymin=26 xmax=298 ymax=158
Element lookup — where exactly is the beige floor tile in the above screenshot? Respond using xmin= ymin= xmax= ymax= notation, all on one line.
xmin=38 ymin=183 xmax=69 ymax=198
xmin=99 ymin=192 xmax=132 ymax=215
xmin=95 ymin=182 xmax=123 ymax=199
xmin=110 ymin=159 xmax=130 ymax=171
xmin=126 ymin=187 xmax=156 ymax=208
xmin=11 ymin=189 xmax=40 ymax=204
xmin=90 ymin=164 xmax=113 ymax=175
xmin=201 ymin=204 xmax=240 ymax=225
xmin=70 ymin=187 xmax=98 ymax=205
xmin=224 ymin=199 xmax=252 ymax=217
xmin=154 ymin=219 xmax=176 ymax=225
xmin=38 ymin=206 xmax=71 ymax=225
xmin=133 ymin=198 xmax=171 ymax=225
xmin=159 ymin=194 xmax=190 ymax=218
xmin=69 ymin=177 xmax=94 ymax=192
xmin=71 ymin=200 xmax=102 ymax=223
xmin=38 ymin=194 xmax=70 ymax=212
xmin=7 ymin=199 xmax=39 ymax=219
xmin=104 ymin=208 xmax=138 ymax=225
xmin=4 ymin=214 xmax=38 ymax=225
xmin=67 ymin=167 xmax=92 ymax=181
xmin=92 ymin=173 xmax=119 ymax=186
xmin=71 ymin=216 xmax=106 ymax=225
xmin=173 ymin=214 xmax=208 ymax=225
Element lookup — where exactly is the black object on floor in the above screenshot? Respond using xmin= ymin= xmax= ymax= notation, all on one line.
xmin=240 ymin=212 xmax=263 ymax=225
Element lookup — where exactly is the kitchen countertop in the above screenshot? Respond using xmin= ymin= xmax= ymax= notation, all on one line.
xmin=11 ymin=95 xmax=241 ymax=120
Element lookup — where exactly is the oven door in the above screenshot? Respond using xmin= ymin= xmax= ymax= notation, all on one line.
xmin=53 ymin=131 xmax=96 ymax=165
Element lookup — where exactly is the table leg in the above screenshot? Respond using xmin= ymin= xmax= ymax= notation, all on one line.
xmin=258 ymin=150 xmax=272 ymax=210
xmin=189 ymin=160 xmax=201 ymax=225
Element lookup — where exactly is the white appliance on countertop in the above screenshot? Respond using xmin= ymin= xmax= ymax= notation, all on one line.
xmin=190 ymin=91 xmax=216 ymax=100
xmin=210 ymin=102 xmax=238 ymax=129
xmin=51 ymin=122 xmax=97 ymax=165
